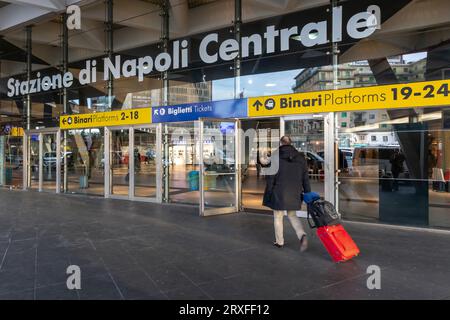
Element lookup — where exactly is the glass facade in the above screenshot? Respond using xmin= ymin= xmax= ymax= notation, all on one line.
xmin=1 ymin=0 xmax=450 ymax=228
xmin=65 ymin=129 xmax=104 ymax=196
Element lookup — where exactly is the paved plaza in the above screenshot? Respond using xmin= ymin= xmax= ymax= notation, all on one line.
xmin=0 ymin=189 xmax=449 ymax=300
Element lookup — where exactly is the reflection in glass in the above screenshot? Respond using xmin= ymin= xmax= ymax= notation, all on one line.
xmin=202 ymin=121 xmax=237 ymax=210
xmin=165 ymin=122 xmax=200 ymax=205
xmin=240 ymin=119 xmax=280 ymax=211
xmin=65 ymin=129 xmax=104 ymax=196
xmin=42 ymin=133 xmax=57 ymax=192
xmin=29 ymin=135 xmax=39 ymax=190
xmin=111 ymin=129 xmax=130 ymax=196
xmin=285 ymin=119 xmax=325 ymax=199
xmin=0 ymin=136 xmax=23 ymax=188
xmin=134 ymin=127 xmax=157 ymax=198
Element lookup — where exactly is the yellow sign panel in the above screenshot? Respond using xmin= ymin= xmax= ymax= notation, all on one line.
xmin=60 ymin=108 xmax=152 ymax=129
xmin=10 ymin=127 xmax=24 ymax=137
xmin=248 ymin=80 xmax=450 ymax=117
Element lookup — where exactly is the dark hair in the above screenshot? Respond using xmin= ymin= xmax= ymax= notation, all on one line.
xmin=280 ymin=136 xmax=292 ymax=146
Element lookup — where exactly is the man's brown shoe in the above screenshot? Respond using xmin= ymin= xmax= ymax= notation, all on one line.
xmin=300 ymin=235 xmax=308 ymax=252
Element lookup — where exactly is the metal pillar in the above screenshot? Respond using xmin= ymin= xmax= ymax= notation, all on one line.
xmin=234 ymin=0 xmax=242 ymax=98
xmin=161 ymin=1 xmax=170 ymax=202
xmin=61 ymin=13 xmax=69 ymax=192
xmin=106 ymin=0 xmax=113 ymax=110
xmin=161 ymin=0 xmax=170 ymax=106
xmin=25 ymin=26 xmax=32 ymax=188
xmin=324 ymin=0 xmax=339 ymax=208
xmin=26 ymin=26 xmax=32 ymax=131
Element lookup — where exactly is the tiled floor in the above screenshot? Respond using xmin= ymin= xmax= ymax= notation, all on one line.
xmin=0 ymin=189 xmax=449 ymax=300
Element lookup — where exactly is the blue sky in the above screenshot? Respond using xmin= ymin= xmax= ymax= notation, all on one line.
xmin=212 ymin=52 xmax=427 ymax=100
xmin=212 ymin=69 xmax=302 ymax=100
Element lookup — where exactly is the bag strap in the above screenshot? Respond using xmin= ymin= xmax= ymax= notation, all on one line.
xmin=306 ymin=205 xmax=316 ymax=229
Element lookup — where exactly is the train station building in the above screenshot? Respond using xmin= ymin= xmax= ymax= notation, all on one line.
xmin=0 ymin=0 xmax=449 ymax=229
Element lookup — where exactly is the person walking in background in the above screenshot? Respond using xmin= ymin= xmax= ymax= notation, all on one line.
xmin=263 ymin=136 xmax=311 ymax=252
xmin=427 ymin=149 xmax=437 ymax=178
xmin=258 ymin=150 xmax=272 ymax=178
xmin=390 ymin=149 xmax=406 ymax=191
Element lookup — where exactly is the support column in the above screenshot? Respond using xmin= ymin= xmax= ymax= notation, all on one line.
xmin=25 ymin=26 xmax=32 ymax=188
xmin=161 ymin=0 xmax=170 ymax=106
xmin=161 ymin=1 xmax=170 ymax=202
xmin=106 ymin=0 xmax=114 ymax=110
xmin=234 ymin=0 xmax=242 ymax=98
xmin=61 ymin=13 xmax=69 ymax=192
xmin=324 ymin=0 xmax=338 ymax=208
xmin=26 ymin=26 xmax=32 ymax=131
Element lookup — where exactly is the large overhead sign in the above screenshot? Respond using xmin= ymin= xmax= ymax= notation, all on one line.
xmin=6 ymin=2 xmax=387 ymax=98
xmin=248 ymin=80 xmax=450 ymax=117
xmin=60 ymin=108 xmax=151 ymax=129
xmin=59 ymin=80 xmax=450 ymax=128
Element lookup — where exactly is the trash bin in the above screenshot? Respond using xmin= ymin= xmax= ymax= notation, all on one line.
xmin=204 ymin=171 xmax=217 ymax=190
xmin=5 ymin=168 xmax=12 ymax=185
xmin=80 ymin=175 xmax=89 ymax=189
xmin=187 ymin=170 xmax=199 ymax=191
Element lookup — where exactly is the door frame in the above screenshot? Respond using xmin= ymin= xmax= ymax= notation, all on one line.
xmin=281 ymin=113 xmax=336 ymax=216
xmin=23 ymin=128 xmax=61 ymax=193
xmin=105 ymin=124 xmax=162 ymax=203
xmin=199 ymin=118 xmax=240 ymax=216
xmin=238 ymin=116 xmax=280 ymax=213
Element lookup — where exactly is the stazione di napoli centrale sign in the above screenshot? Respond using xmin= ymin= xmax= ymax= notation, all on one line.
xmin=4 ymin=1 xmax=398 ymax=98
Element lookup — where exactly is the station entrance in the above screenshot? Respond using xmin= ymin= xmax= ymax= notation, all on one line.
xmin=240 ymin=115 xmax=326 ymax=215
xmin=105 ymin=124 xmax=162 ymax=202
xmin=23 ymin=128 xmax=61 ymax=193
xmin=159 ymin=114 xmax=332 ymax=216
xmin=22 ymin=113 xmax=336 ymax=218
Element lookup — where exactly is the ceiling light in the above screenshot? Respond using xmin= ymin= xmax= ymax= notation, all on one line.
xmin=265 ymin=83 xmax=276 ymax=87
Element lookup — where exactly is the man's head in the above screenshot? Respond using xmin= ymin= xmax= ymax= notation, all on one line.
xmin=280 ymin=136 xmax=292 ymax=146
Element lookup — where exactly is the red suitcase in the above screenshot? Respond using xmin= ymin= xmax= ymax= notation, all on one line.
xmin=316 ymin=224 xmax=360 ymax=263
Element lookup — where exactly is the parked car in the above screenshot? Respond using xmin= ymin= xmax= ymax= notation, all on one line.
xmin=303 ymin=151 xmax=324 ymax=171
xmin=43 ymin=152 xmax=73 ymax=169
xmin=43 ymin=152 xmax=57 ymax=169
xmin=352 ymin=146 xmax=408 ymax=178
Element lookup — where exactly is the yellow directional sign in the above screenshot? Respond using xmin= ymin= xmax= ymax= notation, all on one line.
xmin=10 ymin=127 xmax=24 ymax=137
xmin=248 ymin=80 xmax=450 ymax=117
xmin=60 ymin=108 xmax=152 ymax=129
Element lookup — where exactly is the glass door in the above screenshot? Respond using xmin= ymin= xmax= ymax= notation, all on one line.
xmin=133 ymin=125 xmax=161 ymax=201
xmin=109 ymin=128 xmax=130 ymax=197
xmin=24 ymin=130 xmax=61 ymax=193
xmin=199 ymin=119 xmax=239 ymax=216
xmin=63 ymin=129 xmax=105 ymax=196
xmin=282 ymin=115 xmax=326 ymax=216
xmin=42 ymin=132 xmax=58 ymax=192
xmin=29 ymin=134 xmax=40 ymax=190
xmin=106 ymin=125 xmax=161 ymax=202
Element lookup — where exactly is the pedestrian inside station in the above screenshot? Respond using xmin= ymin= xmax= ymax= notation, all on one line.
xmin=1 ymin=0 xmax=450 ymax=230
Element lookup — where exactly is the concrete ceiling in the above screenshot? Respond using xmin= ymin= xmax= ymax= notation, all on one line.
xmin=0 ymin=0 xmax=449 ymax=78
xmin=0 ymin=0 xmax=331 ymax=74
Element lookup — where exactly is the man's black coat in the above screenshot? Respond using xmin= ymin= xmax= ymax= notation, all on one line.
xmin=262 ymin=145 xmax=311 ymax=210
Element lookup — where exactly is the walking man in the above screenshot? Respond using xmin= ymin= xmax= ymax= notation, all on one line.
xmin=263 ymin=136 xmax=311 ymax=252
xmin=390 ymin=149 xmax=405 ymax=191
